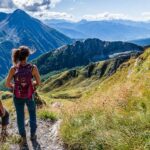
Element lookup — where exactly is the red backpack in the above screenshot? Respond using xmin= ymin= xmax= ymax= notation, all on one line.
xmin=14 ymin=64 xmax=35 ymax=99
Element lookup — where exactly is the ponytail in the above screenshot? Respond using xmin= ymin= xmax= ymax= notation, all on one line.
xmin=12 ymin=49 xmax=21 ymax=65
xmin=12 ymin=46 xmax=30 ymax=65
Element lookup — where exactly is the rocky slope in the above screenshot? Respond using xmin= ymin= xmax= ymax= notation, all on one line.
xmin=38 ymin=49 xmax=141 ymax=99
xmin=33 ymin=38 xmax=143 ymax=75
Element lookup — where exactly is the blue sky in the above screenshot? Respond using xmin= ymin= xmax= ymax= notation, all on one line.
xmin=0 ymin=0 xmax=150 ymax=21
xmin=52 ymin=0 xmax=149 ymax=18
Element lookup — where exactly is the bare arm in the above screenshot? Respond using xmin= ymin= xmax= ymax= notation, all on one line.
xmin=5 ymin=67 xmax=15 ymax=88
xmin=0 ymin=100 xmax=5 ymax=116
xmin=0 ymin=92 xmax=4 ymax=110
xmin=32 ymin=65 xmax=41 ymax=87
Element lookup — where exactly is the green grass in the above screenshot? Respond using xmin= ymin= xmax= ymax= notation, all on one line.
xmin=0 ymin=134 xmax=20 ymax=150
xmin=39 ymin=56 xmax=128 ymax=97
xmin=61 ymin=97 xmax=150 ymax=150
xmin=38 ymin=109 xmax=58 ymax=122
xmin=59 ymin=48 xmax=150 ymax=150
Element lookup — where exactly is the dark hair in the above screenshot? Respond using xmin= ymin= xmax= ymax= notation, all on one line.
xmin=12 ymin=46 xmax=30 ymax=65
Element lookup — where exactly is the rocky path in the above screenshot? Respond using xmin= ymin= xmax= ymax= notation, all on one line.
xmin=8 ymin=119 xmax=65 ymax=150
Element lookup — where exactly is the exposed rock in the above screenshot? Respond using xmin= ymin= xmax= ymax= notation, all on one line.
xmin=5 ymin=119 xmax=65 ymax=150
xmin=51 ymin=102 xmax=63 ymax=108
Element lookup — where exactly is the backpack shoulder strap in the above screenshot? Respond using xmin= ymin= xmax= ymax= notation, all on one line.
xmin=28 ymin=63 xmax=34 ymax=72
xmin=27 ymin=64 xmax=35 ymax=76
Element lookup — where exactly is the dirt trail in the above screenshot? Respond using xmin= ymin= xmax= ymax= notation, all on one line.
xmin=9 ymin=119 xmax=65 ymax=150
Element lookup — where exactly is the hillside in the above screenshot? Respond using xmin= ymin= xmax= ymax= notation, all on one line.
xmin=45 ymin=19 xmax=150 ymax=40
xmin=33 ymin=38 xmax=143 ymax=76
xmin=36 ymin=47 xmax=150 ymax=149
xmin=59 ymin=48 xmax=150 ymax=149
xmin=0 ymin=9 xmax=72 ymax=78
xmin=39 ymin=52 xmax=141 ymax=96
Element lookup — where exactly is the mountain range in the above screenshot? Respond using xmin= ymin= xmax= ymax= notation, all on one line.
xmin=131 ymin=38 xmax=150 ymax=46
xmin=44 ymin=19 xmax=150 ymax=41
xmin=0 ymin=9 xmax=72 ymax=79
xmin=33 ymin=38 xmax=143 ymax=76
xmin=0 ymin=9 xmax=148 ymax=79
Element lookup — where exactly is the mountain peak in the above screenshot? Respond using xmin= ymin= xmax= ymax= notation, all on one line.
xmin=13 ymin=9 xmax=27 ymax=15
xmin=10 ymin=9 xmax=31 ymax=20
xmin=5 ymin=9 xmax=33 ymax=26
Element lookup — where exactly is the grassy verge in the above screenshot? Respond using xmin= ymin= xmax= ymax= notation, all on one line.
xmin=61 ymin=96 xmax=150 ymax=150
xmin=60 ymin=49 xmax=150 ymax=150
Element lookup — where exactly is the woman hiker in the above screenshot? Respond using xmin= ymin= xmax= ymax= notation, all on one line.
xmin=5 ymin=46 xmax=41 ymax=147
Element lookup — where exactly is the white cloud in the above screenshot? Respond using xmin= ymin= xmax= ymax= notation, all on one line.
xmin=142 ymin=12 xmax=150 ymax=20
xmin=1 ymin=1 xmax=149 ymax=22
xmin=12 ymin=0 xmax=61 ymax=11
xmin=82 ymin=12 xmax=128 ymax=21
xmin=0 ymin=0 xmax=66 ymax=20
xmin=32 ymin=11 xmax=74 ymax=20
xmin=0 ymin=0 xmax=62 ymax=12
xmin=0 ymin=8 xmax=13 ymax=13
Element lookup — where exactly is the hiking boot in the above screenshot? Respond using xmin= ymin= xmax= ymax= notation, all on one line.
xmin=19 ymin=136 xmax=27 ymax=149
xmin=1 ymin=128 xmax=8 ymax=142
xmin=30 ymin=133 xmax=37 ymax=141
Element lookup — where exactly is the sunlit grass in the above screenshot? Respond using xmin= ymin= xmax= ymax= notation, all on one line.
xmin=59 ymin=48 xmax=150 ymax=149
xmin=38 ymin=108 xmax=58 ymax=121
